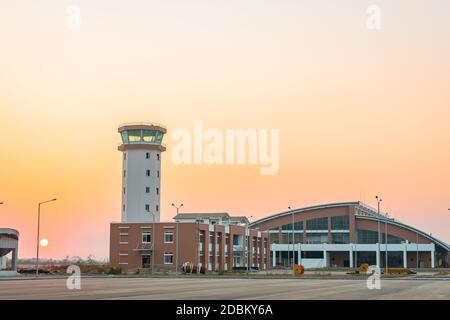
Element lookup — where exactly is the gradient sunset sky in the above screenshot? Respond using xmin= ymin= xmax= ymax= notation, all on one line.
xmin=1 ymin=0 xmax=449 ymax=260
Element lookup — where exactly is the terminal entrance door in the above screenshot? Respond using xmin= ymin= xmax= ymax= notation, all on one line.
xmin=142 ymin=254 xmax=151 ymax=268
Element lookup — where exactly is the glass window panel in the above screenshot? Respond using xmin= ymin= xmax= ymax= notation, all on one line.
xmin=155 ymin=131 xmax=164 ymax=144
xmin=127 ymin=130 xmax=142 ymax=142
xmin=331 ymin=216 xmax=349 ymax=230
xmin=306 ymin=217 xmax=328 ymax=230
xmin=143 ymin=130 xmax=156 ymax=143
xmin=306 ymin=233 xmax=328 ymax=244
xmin=331 ymin=233 xmax=349 ymax=244
xmin=121 ymin=131 xmax=129 ymax=144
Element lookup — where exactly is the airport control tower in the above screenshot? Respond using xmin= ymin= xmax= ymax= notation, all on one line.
xmin=118 ymin=124 xmax=166 ymax=223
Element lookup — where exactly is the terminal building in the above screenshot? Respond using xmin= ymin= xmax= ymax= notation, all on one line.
xmin=109 ymin=123 xmax=450 ymax=271
xmin=0 ymin=228 xmax=19 ymax=276
xmin=250 ymin=202 xmax=450 ymax=269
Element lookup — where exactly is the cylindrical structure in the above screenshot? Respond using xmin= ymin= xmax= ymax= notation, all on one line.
xmin=118 ymin=124 xmax=166 ymax=223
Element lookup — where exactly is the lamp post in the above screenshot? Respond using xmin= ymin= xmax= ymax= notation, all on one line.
xmin=375 ymin=196 xmax=382 ymax=268
xmin=149 ymin=212 xmax=155 ymax=274
xmin=246 ymin=215 xmax=253 ymax=275
xmin=171 ymin=203 xmax=183 ymax=275
xmin=385 ymin=212 xmax=389 ymax=274
xmin=288 ymin=206 xmax=295 ymax=269
xmin=36 ymin=198 xmax=56 ymax=277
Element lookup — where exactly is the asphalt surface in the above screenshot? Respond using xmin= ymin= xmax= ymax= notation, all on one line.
xmin=0 ymin=277 xmax=449 ymax=300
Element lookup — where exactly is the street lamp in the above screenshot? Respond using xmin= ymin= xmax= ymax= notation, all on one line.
xmin=288 ymin=206 xmax=295 ymax=269
xmin=246 ymin=215 xmax=253 ymax=275
xmin=375 ymin=196 xmax=382 ymax=268
xmin=36 ymin=198 xmax=57 ymax=277
xmin=171 ymin=203 xmax=183 ymax=275
xmin=385 ymin=212 xmax=389 ymax=274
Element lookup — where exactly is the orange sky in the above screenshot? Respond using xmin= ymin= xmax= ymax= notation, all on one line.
xmin=0 ymin=1 xmax=449 ymax=259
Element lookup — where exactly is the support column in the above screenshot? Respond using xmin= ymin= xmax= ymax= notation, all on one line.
xmin=431 ymin=250 xmax=435 ymax=269
xmin=272 ymin=248 xmax=276 ymax=267
xmin=323 ymin=245 xmax=328 ymax=268
xmin=298 ymin=244 xmax=302 ymax=265
xmin=376 ymin=244 xmax=380 ymax=268
xmin=403 ymin=245 xmax=407 ymax=268
xmin=349 ymin=244 xmax=354 ymax=268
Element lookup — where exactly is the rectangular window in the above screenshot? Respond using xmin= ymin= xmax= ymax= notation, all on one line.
xmin=281 ymin=221 xmax=303 ymax=231
xmin=157 ymin=154 xmax=160 ymax=160
xmin=146 ymin=170 xmax=150 ymax=176
xmin=157 ymin=171 xmax=160 ymax=178
xmin=146 ymin=152 xmax=150 ymax=159
xmin=164 ymin=231 xmax=174 ymax=243
xmin=123 ymin=187 xmax=126 ymax=195
xmin=306 ymin=217 xmax=328 ymax=230
xmin=164 ymin=252 xmax=173 ymax=264
xmin=156 ymin=205 xmax=159 ymax=212
xmin=142 ymin=231 xmax=151 ymax=243
xmin=145 ymin=204 xmax=150 ymax=212
xmin=331 ymin=216 xmax=349 ymax=230
xmin=331 ymin=233 xmax=349 ymax=244
xmin=156 ymin=187 xmax=159 ymax=195
xmin=146 ymin=187 xmax=150 ymax=193
xmin=306 ymin=233 xmax=328 ymax=244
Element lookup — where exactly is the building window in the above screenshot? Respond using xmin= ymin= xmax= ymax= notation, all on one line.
xmin=281 ymin=221 xmax=303 ymax=231
xmin=123 ymin=170 xmax=126 ymax=177
xmin=156 ymin=187 xmax=159 ymax=195
xmin=146 ymin=170 xmax=150 ymax=176
xmin=156 ymin=205 xmax=159 ymax=212
xmin=142 ymin=231 xmax=151 ymax=243
xmin=146 ymin=152 xmax=150 ymax=159
xmin=122 ymin=204 xmax=125 ymax=212
xmin=306 ymin=217 xmax=328 ymax=230
xmin=157 ymin=171 xmax=160 ymax=178
xmin=123 ymin=187 xmax=126 ymax=195
xmin=157 ymin=154 xmax=160 ymax=160
xmin=306 ymin=233 xmax=328 ymax=244
xmin=145 ymin=204 xmax=150 ymax=212
xmin=146 ymin=187 xmax=150 ymax=193
xmin=357 ymin=229 xmax=379 ymax=244
xmin=331 ymin=233 xmax=349 ymax=244
xmin=331 ymin=216 xmax=349 ymax=230
xmin=164 ymin=252 xmax=173 ymax=264
xmin=164 ymin=231 xmax=174 ymax=243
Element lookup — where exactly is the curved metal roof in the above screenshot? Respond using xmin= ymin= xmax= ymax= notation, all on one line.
xmin=249 ymin=202 xmax=360 ymax=227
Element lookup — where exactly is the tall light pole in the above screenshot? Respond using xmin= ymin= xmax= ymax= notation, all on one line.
xmin=375 ymin=196 xmax=382 ymax=269
xmin=149 ymin=212 xmax=155 ymax=274
xmin=385 ymin=212 xmax=389 ymax=274
xmin=171 ymin=203 xmax=183 ymax=275
xmin=246 ymin=215 xmax=253 ymax=275
xmin=36 ymin=198 xmax=56 ymax=277
xmin=288 ymin=206 xmax=295 ymax=269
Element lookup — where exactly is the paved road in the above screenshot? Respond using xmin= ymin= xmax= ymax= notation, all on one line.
xmin=0 ymin=277 xmax=449 ymax=300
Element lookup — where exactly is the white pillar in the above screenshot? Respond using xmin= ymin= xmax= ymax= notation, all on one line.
xmin=431 ymin=250 xmax=435 ymax=269
xmin=272 ymin=248 xmax=276 ymax=267
xmin=298 ymin=244 xmax=302 ymax=265
xmin=323 ymin=246 xmax=327 ymax=268
xmin=349 ymin=244 xmax=354 ymax=268
xmin=376 ymin=244 xmax=381 ymax=268
xmin=403 ymin=246 xmax=407 ymax=268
